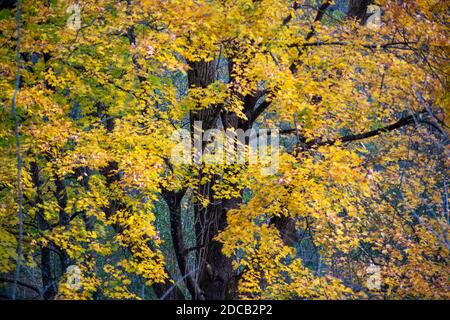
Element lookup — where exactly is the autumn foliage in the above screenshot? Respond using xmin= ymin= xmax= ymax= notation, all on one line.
xmin=0 ymin=0 xmax=448 ymax=300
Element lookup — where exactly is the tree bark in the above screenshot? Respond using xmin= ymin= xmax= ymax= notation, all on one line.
xmin=30 ymin=161 xmax=56 ymax=300
xmin=347 ymin=0 xmax=374 ymax=24
xmin=188 ymin=59 xmax=238 ymax=299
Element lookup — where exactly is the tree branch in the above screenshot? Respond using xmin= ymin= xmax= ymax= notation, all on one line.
xmin=250 ymin=100 xmax=270 ymax=125
xmin=162 ymin=189 xmax=205 ymax=300
xmin=152 ymin=268 xmax=185 ymax=300
xmin=305 ymin=0 xmax=332 ymax=40
xmin=11 ymin=0 xmax=23 ymax=301
xmin=253 ymin=1 xmax=333 ymax=123
xmin=0 ymin=278 xmax=41 ymax=296
xmin=282 ymin=110 xmax=430 ymax=150
xmin=282 ymin=1 xmax=301 ymax=26
xmin=292 ymin=41 xmax=418 ymax=50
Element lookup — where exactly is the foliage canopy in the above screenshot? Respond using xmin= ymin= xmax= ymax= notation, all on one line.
xmin=0 ymin=0 xmax=448 ymax=300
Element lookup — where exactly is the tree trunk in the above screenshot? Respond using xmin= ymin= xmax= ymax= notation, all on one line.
xmin=31 ymin=161 xmax=56 ymax=300
xmin=160 ymin=59 xmax=240 ymax=299
xmin=347 ymin=0 xmax=374 ymax=24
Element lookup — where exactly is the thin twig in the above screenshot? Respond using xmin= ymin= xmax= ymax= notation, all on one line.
xmin=11 ymin=0 xmax=23 ymax=301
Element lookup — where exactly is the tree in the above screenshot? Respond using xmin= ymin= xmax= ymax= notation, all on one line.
xmin=0 ymin=0 xmax=448 ymax=300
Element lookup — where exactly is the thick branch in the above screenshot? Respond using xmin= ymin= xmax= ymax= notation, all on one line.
xmin=312 ymin=112 xmax=426 ymax=147
xmin=282 ymin=1 xmax=301 ymax=26
xmin=250 ymin=100 xmax=270 ymax=125
xmin=282 ymin=111 xmax=428 ymax=150
xmin=162 ymin=189 xmax=205 ymax=300
xmin=292 ymin=41 xmax=417 ymax=51
xmin=305 ymin=0 xmax=332 ymax=40
xmin=0 ymin=278 xmax=40 ymax=296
